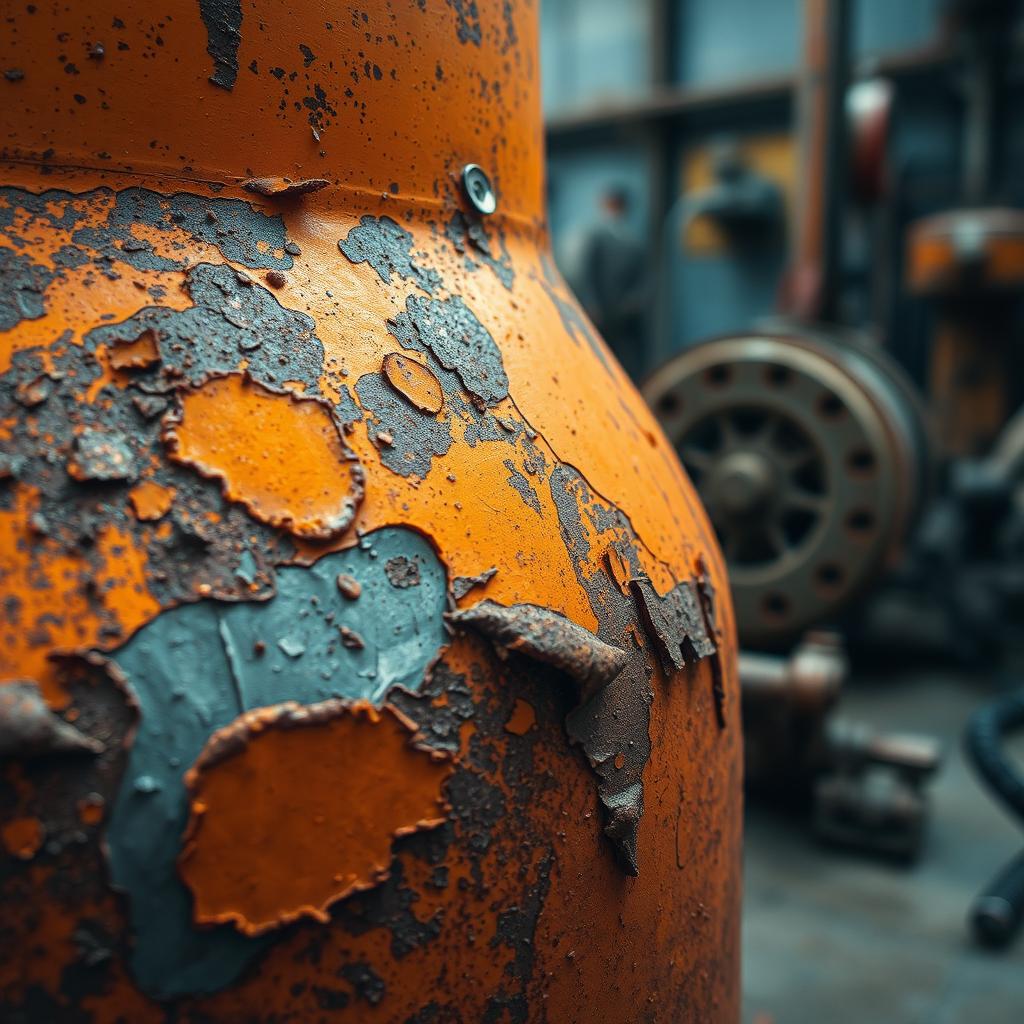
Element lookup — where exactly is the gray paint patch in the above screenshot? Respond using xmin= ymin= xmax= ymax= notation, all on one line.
xmin=388 ymin=294 xmax=509 ymax=406
xmin=104 ymin=527 xmax=448 ymax=998
xmin=0 ymin=185 xmax=290 ymax=332
xmin=338 ymin=215 xmax=441 ymax=294
xmin=504 ymin=459 xmax=541 ymax=514
xmin=446 ymin=211 xmax=514 ymax=290
xmin=0 ymin=246 xmax=54 ymax=332
xmin=199 ymin=0 xmax=243 ymax=90
xmin=355 ymin=371 xmax=454 ymax=479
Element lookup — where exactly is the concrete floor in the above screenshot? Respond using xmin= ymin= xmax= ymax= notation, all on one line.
xmin=742 ymin=670 xmax=1024 ymax=1024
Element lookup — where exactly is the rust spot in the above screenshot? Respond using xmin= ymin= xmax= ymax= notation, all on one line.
xmin=614 ymin=752 xmax=625 ymax=770
xmin=67 ymin=429 xmax=138 ymax=482
xmin=77 ymin=792 xmax=106 ymax=826
xmin=1 ymin=816 xmax=44 ymax=860
xmin=446 ymin=600 xmax=628 ymax=702
xmin=504 ymin=698 xmax=535 ymax=736
xmin=339 ymin=625 xmax=365 ymax=649
xmin=167 ymin=374 xmax=364 ymax=540
xmin=384 ymin=555 xmax=420 ymax=589
xmin=336 ymin=573 xmax=362 ymax=599
xmin=0 ymin=680 xmax=104 ymax=757
xmin=241 ymin=177 xmax=330 ymax=197
xmin=178 ymin=700 xmax=452 ymax=936
xmin=381 ymin=352 xmax=444 ymax=415
xmin=128 ymin=480 xmax=175 ymax=521
xmin=452 ymin=566 xmax=498 ymax=600
xmin=108 ymin=327 xmax=160 ymax=370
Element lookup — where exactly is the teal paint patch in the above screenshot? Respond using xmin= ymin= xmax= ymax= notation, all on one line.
xmin=103 ymin=527 xmax=447 ymax=998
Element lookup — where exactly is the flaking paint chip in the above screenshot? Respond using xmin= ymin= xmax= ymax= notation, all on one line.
xmin=178 ymin=701 xmax=452 ymax=936
xmin=166 ymin=374 xmax=364 ymax=540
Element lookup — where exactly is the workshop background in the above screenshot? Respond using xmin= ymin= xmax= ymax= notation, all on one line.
xmin=541 ymin=0 xmax=1024 ymax=1021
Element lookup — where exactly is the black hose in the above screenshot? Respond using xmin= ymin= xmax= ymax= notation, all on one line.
xmin=970 ymin=850 xmax=1024 ymax=947
xmin=964 ymin=690 xmax=1024 ymax=821
xmin=964 ymin=689 xmax=1024 ymax=948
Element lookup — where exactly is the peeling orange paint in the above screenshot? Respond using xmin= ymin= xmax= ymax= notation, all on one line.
xmin=382 ymin=352 xmax=445 ymax=414
xmin=178 ymin=701 xmax=452 ymax=937
xmin=108 ymin=329 xmax=160 ymax=371
xmin=504 ymin=697 xmax=536 ymax=736
xmin=167 ymin=374 xmax=364 ymax=540
xmin=128 ymin=481 xmax=175 ymax=522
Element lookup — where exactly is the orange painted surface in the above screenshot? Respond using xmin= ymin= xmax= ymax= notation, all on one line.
xmin=2 ymin=816 xmax=44 ymax=860
xmin=168 ymin=374 xmax=364 ymax=540
xmin=108 ymin=329 xmax=161 ymax=371
xmin=504 ymin=697 xmax=536 ymax=735
xmin=128 ymin=480 xmax=176 ymax=522
xmin=381 ymin=353 xmax=445 ymax=415
xmin=180 ymin=701 xmax=452 ymax=937
xmin=0 ymin=2 xmax=741 ymax=1021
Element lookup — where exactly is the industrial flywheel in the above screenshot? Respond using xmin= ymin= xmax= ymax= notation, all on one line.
xmin=644 ymin=329 xmax=931 ymax=647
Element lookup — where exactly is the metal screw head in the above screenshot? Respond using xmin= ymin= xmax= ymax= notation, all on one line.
xmin=461 ymin=164 xmax=497 ymax=216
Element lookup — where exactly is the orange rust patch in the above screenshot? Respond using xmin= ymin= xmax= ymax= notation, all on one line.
xmin=128 ymin=481 xmax=175 ymax=522
xmin=179 ymin=700 xmax=452 ymax=937
xmin=2 ymin=817 xmax=44 ymax=860
xmin=504 ymin=698 xmax=536 ymax=736
xmin=382 ymin=352 xmax=444 ymax=414
xmin=77 ymin=793 xmax=105 ymax=826
xmin=167 ymin=374 xmax=363 ymax=540
xmin=108 ymin=328 xmax=160 ymax=371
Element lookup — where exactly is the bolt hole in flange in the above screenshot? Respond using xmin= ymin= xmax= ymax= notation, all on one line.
xmin=765 ymin=364 xmax=792 ymax=387
xmin=705 ymin=364 xmax=732 ymax=387
xmin=817 ymin=391 xmax=845 ymax=420
xmin=845 ymin=508 xmax=876 ymax=536
xmin=642 ymin=331 xmax=931 ymax=646
xmin=846 ymin=446 xmax=877 ymax=476
xmin=815 ymin=562 xmax=845 ymax=592
xmin=658 ymin=392 xmax=681 ymax=416
xmin=762 ymin=591 xmax=791 ymax=620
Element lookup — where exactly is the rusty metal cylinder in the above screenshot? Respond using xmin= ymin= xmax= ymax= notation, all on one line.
xmin=0 ymin=2 xmax=740 ymax=1021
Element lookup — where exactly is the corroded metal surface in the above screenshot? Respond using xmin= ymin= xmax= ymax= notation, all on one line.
xmin=0 ymin=2 xmax=741 ymax=1021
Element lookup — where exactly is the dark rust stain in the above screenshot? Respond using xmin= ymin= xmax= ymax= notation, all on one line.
xmin=696 ymin=558 xmax=726 ymax=729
